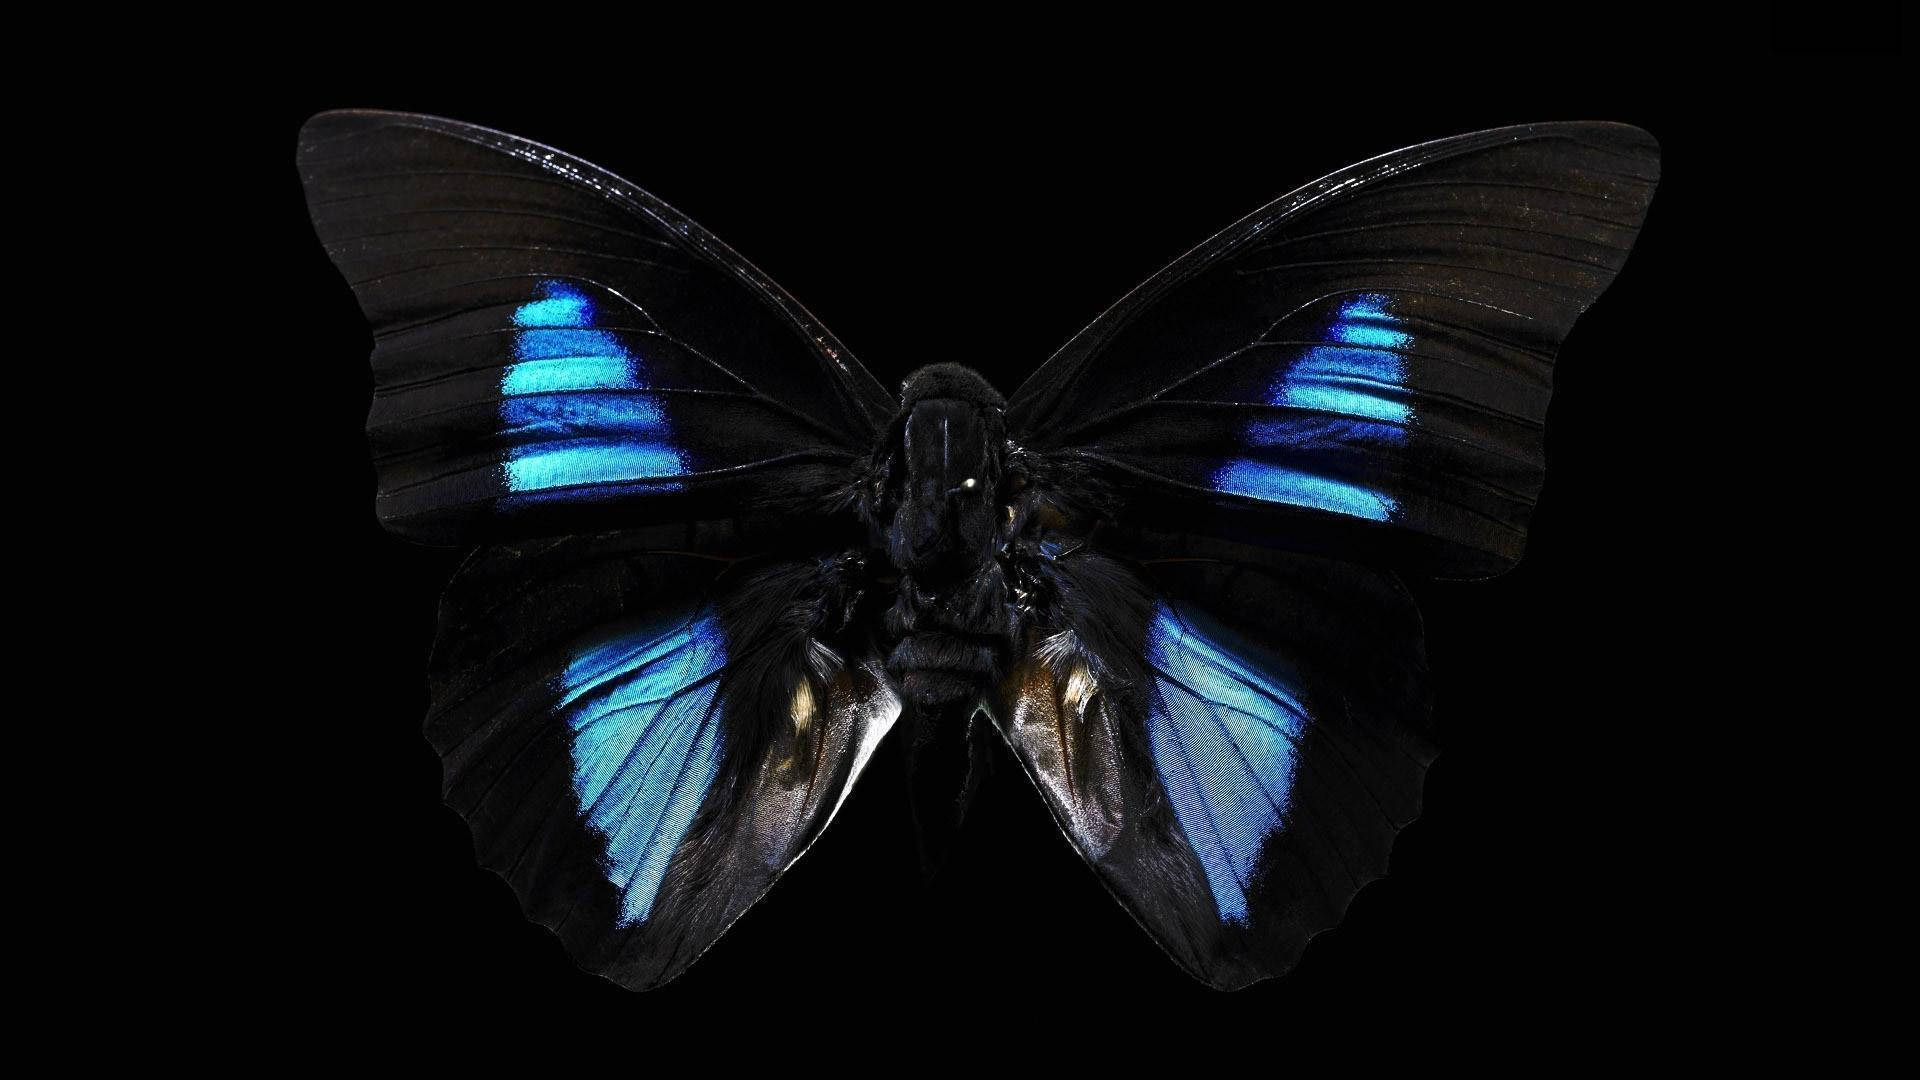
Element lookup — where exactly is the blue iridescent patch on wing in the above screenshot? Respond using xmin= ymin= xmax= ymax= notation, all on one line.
xmin=499 ymin=280 xmax=687 ymax=501
xmin=556 ymin=607 xmax=728 ymax=927
xmin=1144 ymin=603 xmax=1308 ymax=926
xmin=1274 ymin=294 xmax=1412 ymax=425
xmin=1210 ymin=293 xmax=1412 ymax=522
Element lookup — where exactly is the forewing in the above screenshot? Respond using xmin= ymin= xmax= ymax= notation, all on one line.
xmin=1008 ymin=123 xmax=1659 ymax=577
xmin=299 ymin=110 xmax=896 ymax=544
xmin=996 ymin=546 xmax=1432 ymax=988
xmin=428 ymin=536 xmax=898 ymax=989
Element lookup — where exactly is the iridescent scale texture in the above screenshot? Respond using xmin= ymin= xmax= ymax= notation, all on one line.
xmin=1212 ymin=293 xmax=1412 ymax=522
xmin=1144 ymin=603 xmax=1307 ymax=925
xmin=556 ymin=608 xmax=728 ymax=927
xmin=499 ymin=280 xmax=687 ymax=502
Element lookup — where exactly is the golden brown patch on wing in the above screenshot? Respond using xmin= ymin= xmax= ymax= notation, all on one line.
xmin=1010 ymin=659 xmax=1074 ymax=797
xmin=1002 ymin=653 xmax=1127 ymax=858
xmin=774 ymin=675 xmax=825 ymax=795
xmin=767 ymin=665 xmax=882 ymax=807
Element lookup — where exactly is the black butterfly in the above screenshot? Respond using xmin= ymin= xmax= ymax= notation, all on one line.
xmin=299 ymin=111 xmax=1658 ymax=990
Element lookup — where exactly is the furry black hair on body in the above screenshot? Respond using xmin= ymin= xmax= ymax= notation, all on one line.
xmin=898 ymin=363 xmax=1007 ymax=411
xmin=870 ymin=365 xmax=1025 ymax=867
xmin=874 ymin=365 xmax=1018 ymax=709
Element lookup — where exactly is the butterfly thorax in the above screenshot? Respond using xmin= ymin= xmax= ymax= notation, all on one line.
xmin=877 ymin=366 xmax=1020 ymax=710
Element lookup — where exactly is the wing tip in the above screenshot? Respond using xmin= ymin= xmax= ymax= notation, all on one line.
xmin=1522 ymin=119 xmax=1662 ymax=183
xmin=296 ymin=108 xmax=469 ymax=167
xmin=295 ymin=108 xmax=384 ymax=155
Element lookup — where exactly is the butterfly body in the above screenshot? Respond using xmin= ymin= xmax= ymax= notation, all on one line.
xmin=301 ymin=111 xmax=1658 ymax=989
xmin=870 ymin=365 xmax=1019 ymax=712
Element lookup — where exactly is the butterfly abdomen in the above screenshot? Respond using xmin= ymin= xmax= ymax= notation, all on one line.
xmin=883 ymin=567 xmax=1017 ymax=709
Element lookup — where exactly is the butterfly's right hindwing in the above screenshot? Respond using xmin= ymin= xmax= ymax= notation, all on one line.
xmin=428 ymin=535 xmax=898 ymax=989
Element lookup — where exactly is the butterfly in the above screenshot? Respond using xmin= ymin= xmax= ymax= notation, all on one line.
xmin=299 ymin=110 xmax=1659 ymax=990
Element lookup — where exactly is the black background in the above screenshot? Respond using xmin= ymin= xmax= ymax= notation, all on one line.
xmin=255 ymin=30 xmax=1891 ymax=1028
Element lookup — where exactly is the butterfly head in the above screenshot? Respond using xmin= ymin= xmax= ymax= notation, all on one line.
xmin=882 ymin=364 xmax=1009 ymax=582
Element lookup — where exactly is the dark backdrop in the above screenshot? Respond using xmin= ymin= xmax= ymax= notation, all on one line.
xmin=257 ymin=39 xmax=1858 ymax=1026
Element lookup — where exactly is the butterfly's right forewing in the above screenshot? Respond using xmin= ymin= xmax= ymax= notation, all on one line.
xmin=299 ymin=110 xmax=896 ymax=546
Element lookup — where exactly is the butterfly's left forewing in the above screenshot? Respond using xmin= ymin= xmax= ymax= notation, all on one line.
xmin=426 ymin=536 xmax=898 ymax=989
xmin=996 ymin=546 xmax=1432 ymax=989
xmin=1007 ymin=122 xmax=1659 ymax=579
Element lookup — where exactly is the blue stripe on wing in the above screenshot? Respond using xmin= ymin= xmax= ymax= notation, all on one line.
xmin=1274 ymin=293 xmax=1412 ymax=425
xmin=1210 ymin=293 xmax=1413 ymax=523
xmin=555 ymin=607 xmax=729 ymax=928
xmin=499 ymin=280 xmax=689 ymax=503
xmin=1144 ymin=602 xmax=1309 ymax=926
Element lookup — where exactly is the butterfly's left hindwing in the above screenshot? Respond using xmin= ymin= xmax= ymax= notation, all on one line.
xmin=997 ymin=546 xmax=1433 ymax=988
xmin=427 ymin=535 xmax=898 ymax=989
